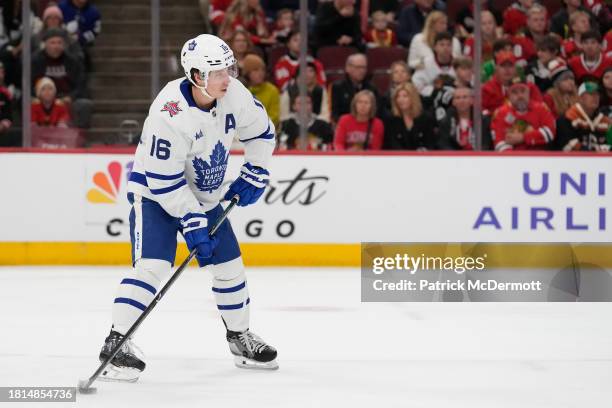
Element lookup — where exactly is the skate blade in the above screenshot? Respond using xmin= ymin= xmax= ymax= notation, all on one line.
xmin=233 ymin=355 xmax=279 ymax=370
xmin=98 ymin=364 xmax=141 ymax=383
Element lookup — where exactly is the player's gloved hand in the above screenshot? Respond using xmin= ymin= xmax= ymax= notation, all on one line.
xmin=224 ymin=162 xmax=269 ymax=207
xmin=180 ymin=213 xmax=218 ymax=260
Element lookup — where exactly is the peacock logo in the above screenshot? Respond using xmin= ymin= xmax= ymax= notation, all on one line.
xmin=87 ymin=161 xmax=123 ymax=203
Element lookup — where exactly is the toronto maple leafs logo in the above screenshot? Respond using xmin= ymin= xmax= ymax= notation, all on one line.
xmin=188 ymin=40 xmax=197 ymax=51
xmin=192 ymin=141 xmax=229 ymax=193
xmin=161 ymin=101 xmax=181 ymax=118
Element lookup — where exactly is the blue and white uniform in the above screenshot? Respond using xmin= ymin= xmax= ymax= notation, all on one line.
xmin=112 ymin=76 xmax=275 ymax=335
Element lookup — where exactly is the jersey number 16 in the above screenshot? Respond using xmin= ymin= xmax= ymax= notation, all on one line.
xmin=150 ymin=135 xmax=171 ymax=160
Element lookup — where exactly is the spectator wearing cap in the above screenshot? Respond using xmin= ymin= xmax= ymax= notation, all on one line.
xmin=242 ymin=54 xmax=280 ymax=128
xmin=412 ymin=32 xmax=456 ymax=98
xmin=330 ymin=53 xmax=379 ymax=123
xmin=32 ymin=28 xmax=92 ymax=128
xmin=502 ymin=0 xmax=535 ymax=36
xmin=278 ymin=94 xmax=334 ymax=151
xmin=0 ymin=62 xmax=13 ymax=136
xmin=511 ymin=4 xmax=549 ymax=67
xmin=408 ymin=11 xmax=461 ymax=71
xmin=335 ymin=89 xmax=384 ymax=151
xmin=556 ymin=81 xmax=611 ymax=151
xmin=525 ymin=34 xmax=561 ymax=93
xmin=397 ymin=0 xmax=446 ymax=48
xmin=544 ymin=58 xmax=579 ymax=117
xmin=31 ymin=76 xmax=71 ymax=127
xmin=313 ymin=0 xmax=362 ymax=49
xmin=568 ymin=30 xmax=612 ymax=84
xmin=280 ymin=61 xmax=330 ymax=122
xmin=482 ymin=51 xmax=543 ymax=114
xmin=32 ymin=4 xmax=83 ymax=61
xmin=491 ymin=75 xmax=556 ymax=151
xmin=273 ymin=30 xmax=326 ymax=92
xmin=561 ymin=10 xmax=593 ymax=59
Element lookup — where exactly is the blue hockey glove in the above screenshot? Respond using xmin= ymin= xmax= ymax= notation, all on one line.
xmin=224 ymin=162 xmax=269 ymax=207
xmin=180 ymin=213 xmax=218 ymax=260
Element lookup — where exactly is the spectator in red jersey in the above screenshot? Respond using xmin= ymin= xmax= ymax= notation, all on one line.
xmin=512 ymin=4 xmax=549 ymax=67
xmin=503 ymin=0 xmax=535 ymax=36
xmin=207 ymin=0 xmax=233 ymax=31
xmin=0 ymin=62 xmax=13 ymax=136
xmin=31 ymin=77 xmax=71 ymax=127
xmin=408 ymin=11 xmax=461 ymax=71
xmin=364 ymin=10 xmax=397 ymax=48
xmin=482 ymin=51 xmax=543 ymax=114
xmin=492 ymin=75 xmax=556 ymax=151
xmin=543 ymin=58 xmax=579 ymax=117
xmin=569 ymin=30 xmax=612 ymax=83
xmin=273 ymin=30 xmax=326 ymax=92
xmin=334 ymin=89 xmax=384 ymax=151
xmin=438 ymin=86 xmax=493 ymax=150
xmin=218 ymin=0 xmax=270 ymax=46
xmin=383 ymin=82 xmax=434 ymax=150
xmin=463 ymin=10 xmax=500 ymax=62
xmin=525 ymin=35 xmax=561 ymax=93
xmin=561 ymin=10 xmax=593 ymax=58
xmin=556 ymin=81 xmax=611 ymax=151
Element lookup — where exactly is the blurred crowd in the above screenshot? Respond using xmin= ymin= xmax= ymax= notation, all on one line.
xmin=0 ymin=0 xmax=100 ymax=144
xmin=208 ymin=0 xmax=611 ymax=152
xmin=1 ymin=0 xmax=611 ymax=152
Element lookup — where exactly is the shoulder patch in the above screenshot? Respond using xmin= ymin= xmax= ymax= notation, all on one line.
xmin=161 ymin=100 xmax=182 ymax=118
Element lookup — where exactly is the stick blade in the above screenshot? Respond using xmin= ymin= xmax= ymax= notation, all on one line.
xmin=78 ymin=379 xmax=97 ymax=394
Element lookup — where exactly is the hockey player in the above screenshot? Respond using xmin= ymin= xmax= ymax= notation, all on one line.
xmin=97 ymin=34 xmax=278 ymax=382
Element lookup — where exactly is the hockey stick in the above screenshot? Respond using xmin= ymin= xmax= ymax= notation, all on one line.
xmin=78 ymin=195 xmax=240 ymax=394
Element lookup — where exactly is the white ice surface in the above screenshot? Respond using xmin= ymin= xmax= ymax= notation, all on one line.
xmin=0 ymin=266 xmax=611 ymax=408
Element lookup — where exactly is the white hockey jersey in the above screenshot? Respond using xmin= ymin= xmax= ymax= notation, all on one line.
xmin=128 ymin=77 xmax=276 ymax=218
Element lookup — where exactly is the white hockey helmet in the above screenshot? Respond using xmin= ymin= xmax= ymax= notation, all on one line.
xmin=180 ymin=34 xmax=238 ymax=98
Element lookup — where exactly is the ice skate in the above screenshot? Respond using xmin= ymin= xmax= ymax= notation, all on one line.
xmin=227 ymin=330 xmax=278 ymax=370
xmin=98 ymin=330 xmax=146 ymax=382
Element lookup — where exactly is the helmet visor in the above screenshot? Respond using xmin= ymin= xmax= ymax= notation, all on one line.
xmin=208 ymin=64 xmax=239 ymax=83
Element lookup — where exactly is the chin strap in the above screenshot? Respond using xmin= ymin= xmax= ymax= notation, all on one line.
xmin=187 ymin=73 xmax=214 ymax=100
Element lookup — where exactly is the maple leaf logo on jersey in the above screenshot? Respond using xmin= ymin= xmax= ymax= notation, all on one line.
xmin=192 ymin=141 xmax=229 ymax=193
xmin=161 ymin=101 xmax=181 ymax=118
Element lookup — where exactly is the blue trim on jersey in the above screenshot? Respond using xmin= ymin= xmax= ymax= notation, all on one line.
xmin=212 ymin=281 xmax=246 ymax=293
xmin=114 ymin=297 xmax=147 ymax=311
xmin=121 ymin=278 xmax=157 ymax=295
xmin=129 ymin=171 xmax=148 ymax=187
xmin=145 ymin=170 xmax=184 ymax=180
xmin=150 ymin=179 xmax=187 ymax=195
xmin=253 ymin=97 xmax=264 ymax=109
xmin=217 ymin=298 xmax=250 ymax=310
xmin=180 ymin=79 xmax=217 ymax=112
xmin=239 ymin=124 xmax=274 ymax=142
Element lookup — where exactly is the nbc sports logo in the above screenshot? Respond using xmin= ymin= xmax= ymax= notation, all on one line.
xmin=87 ymin=161 xmax=125 ymax=204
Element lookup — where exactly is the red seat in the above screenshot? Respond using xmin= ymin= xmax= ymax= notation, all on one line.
xmin=266 ymin=45 xmax=288 ymax=72
xmin=366 ymin=46 xmax=408 ymax=74
xmin=317 ymin=46 xmax=359 ymax=71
